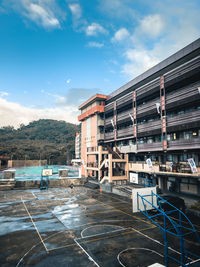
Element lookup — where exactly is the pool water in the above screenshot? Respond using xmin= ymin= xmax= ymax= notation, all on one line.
xmin=14 ymin=165 xmax=79 ymax=181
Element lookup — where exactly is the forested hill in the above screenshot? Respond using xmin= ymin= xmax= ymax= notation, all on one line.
xmin=0 ymin=119 xmax=80 ymax=164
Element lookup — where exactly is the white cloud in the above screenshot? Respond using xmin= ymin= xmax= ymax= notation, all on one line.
xmin=0 ymin=91 xmax=9 ymax=97
xmin=121 ymin=2 xmax=200 ymax=79
xmin=139 ymin=14 xmax=164 ymax=38
xmin=41 ymin=90 xmax=66 ymax=104
xmin=3 ymin=0 xmax=63 ymax=29
xmin=69 ymin=3 xmax=82 ymax=20
xmin=122 ymin=49 xmax=159 ymax=78
xmin=85 ymin=23 xmax=108 ymax=36
xmin=66 ymin=79 xmax=71 ymax=84
xmin=27 ymin=3 xmax=60 ymax=28
xmin=112 ymin=28 xmax=130 ymax=42
xmin=87 ymin=42 xmax=104 ymax=48
xmin=0 ymin=97 xmax=78 ymax=129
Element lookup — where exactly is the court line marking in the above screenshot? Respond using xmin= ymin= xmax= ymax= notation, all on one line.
xmin=48 ymin=225 xmax=155 ymax=252
xmin=117 ymin=247 xmax=164 ymax=267
xmin=74 ymin=239 xmax=100 ymax=267
xmin=80 ymin=224 xmax=125 ymax=239
xmin=95 ymin=198 xmax=154 ymax=226
xmin=21 ymin=197 xmax=48 ymax=253
xmin=184 ymin=258 xmax=200 ymax=266
xmin=130 ymin=226 xmax=194 ymax=261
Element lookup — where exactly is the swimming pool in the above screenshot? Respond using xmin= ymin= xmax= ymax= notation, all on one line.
xmin=13 ymin=165 xmax=79 ymax=181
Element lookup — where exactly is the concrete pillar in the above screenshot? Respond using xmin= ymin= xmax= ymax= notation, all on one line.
xmin=108 ymin=154 xmax=112 ymax=183
xmin=158 ymin=176 xmax=162 ymax=189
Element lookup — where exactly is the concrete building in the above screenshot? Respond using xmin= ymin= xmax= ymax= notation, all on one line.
xmin=78 ymin=38 xmax=200 ymax=196
xmin=75 ymin=132 xmax=81 ymax=159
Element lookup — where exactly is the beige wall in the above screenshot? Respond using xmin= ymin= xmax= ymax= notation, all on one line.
xmin=81 ymin=114 xmax=98 ymax=176
xmin=8 ymin=160 xmax=47 ymax=168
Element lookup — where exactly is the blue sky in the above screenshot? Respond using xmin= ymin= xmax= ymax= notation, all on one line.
xmin=0 ymin=0 xmax=200 ymax=128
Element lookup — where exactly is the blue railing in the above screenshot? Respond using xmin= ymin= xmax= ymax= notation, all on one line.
xmin=137 ymin=191 xmax=200 ymax=266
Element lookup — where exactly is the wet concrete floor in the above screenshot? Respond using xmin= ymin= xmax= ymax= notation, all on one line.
xmin=0 ymin=187 xmax=199 ymax=267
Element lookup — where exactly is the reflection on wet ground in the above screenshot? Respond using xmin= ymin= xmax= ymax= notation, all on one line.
xmin=0 ymin=187 xmax=199 ymax=267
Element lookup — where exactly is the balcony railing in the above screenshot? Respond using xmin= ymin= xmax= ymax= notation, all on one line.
xmin=105 ymin=132 xmax=114 ymax=140
xmin=168 ymin=137 xmax=200 ymax=150
xmin=116 ymin=92 xmax=132 ymax=108
xmin=105 ymin=102 xmax=114 ymax=113
xmin=137 ymin=119 xmax=161 ymax=134
xmin=118 ymin=145 xmax=137 ymax=153
xmin=164 ymin=55 xmax=200 ymax=85
xmin=105 ymin=118 xmax=113 ymax=127
xmin=98 ymin=119 xmax=104 ymax=126
xmin=117 ymin=127 xmax=133 ymax=138
xmin=137 ymin=142 xmax=162 ymax=152
xmin=166 ymin=81 xmax=200 ymax=108
xmin=137 ymin=97 xmax=160 ymax=118
xmin=97 ymin=133 xmax=104 ymax=140
xmin=167 ymin=110 xmax=200 ymax=130
xmin=117 ymin=109 xmax=133 ymax=123
xmin=136 ymin=77 xmax=160 ymax=98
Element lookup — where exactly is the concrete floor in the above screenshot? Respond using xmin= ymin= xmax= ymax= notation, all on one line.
xmin=0 ymin=186 xmax=200 ymax=267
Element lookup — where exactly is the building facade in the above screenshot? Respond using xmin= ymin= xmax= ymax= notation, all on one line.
xmin=75 ymin=132 xmax=81 ymax=159
xmin=78 ymin=38 xmax=200 ymax=196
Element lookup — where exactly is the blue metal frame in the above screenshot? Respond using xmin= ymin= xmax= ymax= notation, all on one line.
xmin=137 ymin=192 xmax=200 ymax=267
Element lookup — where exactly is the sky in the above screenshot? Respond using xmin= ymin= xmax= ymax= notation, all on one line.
xmin=0 ymin=0 xmax=200 ymax=128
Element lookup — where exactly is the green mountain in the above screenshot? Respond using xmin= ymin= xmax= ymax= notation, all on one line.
xmin=0 ymin=119 xmax=80 ymax=164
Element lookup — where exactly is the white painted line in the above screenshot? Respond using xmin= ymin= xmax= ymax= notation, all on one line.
xmin=74 ymin=238 xmax=100 ymax=267
xmin=117 ymin=247 xmax=164 ymax=267
xmin=80 ymin=224 xmax=125 ymax=239
xmin=183 ymin=258 xmax=200 ymax=266
xmin=131 ymin=227 xmax=193 ymax=261
xmin=21 ymin=197 xmax=48 ymax=253
xmin=31 ymin=192 xmax=37 ymax=199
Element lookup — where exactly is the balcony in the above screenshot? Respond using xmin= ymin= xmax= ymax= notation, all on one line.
xmin=118 ymin=145 xmax=137 ymax=153
xmin=137 ymin=119 xmax=161 ymax=135
xmin=116 ymin=92 xmax=132 ymax=108
xmin=166 ymin=81 xmax=200 ymax=108
xmin=105 ymin=102 xmax=114 ymax=113
xmin=137 ymin=142 xmax=163 ymax=152
xmin=97 ymin=133 xmax=104 ymax=140
xmin=167 ymin=110 xmax=200 ymax=131
xmin=137 ymin=97 xmax=160 ymax=118
xmin=117 ymin=126 xmax=133 ymax=138
xmin=117 ymin=109 xmax=132 ymax=123
xmin=164 ymin=55 xmax=200 ymax=86
xmin=98 ymin=119 xmax=104 ymax=126
xmin=136 ymin=77 xmax=160 ymax=98
xmin=105 ymin=131 xmax=114 ymax=140
xmin=105 ymin=117 xmax=113 ymax=127
xmin=168 ymin=137 xmax=200 ymax=150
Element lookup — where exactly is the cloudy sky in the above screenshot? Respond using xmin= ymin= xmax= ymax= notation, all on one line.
xmin=0 ymin=0 xmax=200 ymax=128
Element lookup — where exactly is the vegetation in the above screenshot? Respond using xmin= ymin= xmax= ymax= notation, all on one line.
xmin=0 ymin=119 xmax=80 ymax=164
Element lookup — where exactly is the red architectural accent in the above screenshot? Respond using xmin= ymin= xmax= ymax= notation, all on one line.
xmin=78 ymin=105 xmax=105 ymax=121
xmin=78 ymin=94 xmax=107 ymax=110
xmin=160 ymin=76 xmax=164 ymax=89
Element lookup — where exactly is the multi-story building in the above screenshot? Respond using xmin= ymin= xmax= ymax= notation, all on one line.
xmin=78 ymin=38 xmax=200 ymax=196
xmin=75 ymin=132 xmax=81 ymax=159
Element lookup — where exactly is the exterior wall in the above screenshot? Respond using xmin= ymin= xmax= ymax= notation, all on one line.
xmin=8 ymin=160 xmax=47 ymax=168
xmin=81 ymin=120 xmax=87 ymax=176
xmin=75 ymin=133 xmax=81 ymax=159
